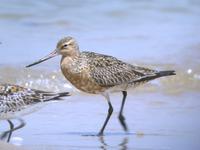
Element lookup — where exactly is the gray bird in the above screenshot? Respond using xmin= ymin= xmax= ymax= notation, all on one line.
xmin=0 ymin=83 xmax=70 ymax=142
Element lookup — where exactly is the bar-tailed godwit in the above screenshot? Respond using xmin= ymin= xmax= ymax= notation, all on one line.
xmin=0 ymin=83 xmax=70 ymax=142
xmin=26 ymin=36 xmax=175 ymax=135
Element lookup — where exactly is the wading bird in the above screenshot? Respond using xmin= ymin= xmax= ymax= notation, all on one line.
xmin=26 ymin=37 xmax=175 ymax=136
xmin=0 ymin=83 xmax=70 ymax=142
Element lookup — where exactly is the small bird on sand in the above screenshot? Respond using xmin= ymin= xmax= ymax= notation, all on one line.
xmin=0 ymin=83 xmax=70 ymax=142
xmin=26 ymin=36 xmax=175 ymax=136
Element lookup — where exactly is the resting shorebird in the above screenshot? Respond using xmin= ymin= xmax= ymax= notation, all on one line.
xmin=0 ymin=83 xmax=70 ymax=142
xmin=26 ymin=36 xmax=175 ymax=135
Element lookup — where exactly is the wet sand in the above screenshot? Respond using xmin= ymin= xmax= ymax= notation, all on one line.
xmin=0 ymin=0 xmax=200 ymax=149
xmin=0 ymin=65 xmax=200 ymax=150
xmin=0 ymin=90 xmax=199 ymax=150
xmin=0 ymin=141 xmax=26 ymax=150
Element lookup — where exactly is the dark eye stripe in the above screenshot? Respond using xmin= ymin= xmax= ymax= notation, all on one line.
xmin=63 ymin=44 xmax=68 ymax=48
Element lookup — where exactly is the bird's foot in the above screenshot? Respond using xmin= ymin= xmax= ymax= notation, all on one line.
xmin=82 ymin=132 xmax=104 ymax=137
xmin=118 ymin=115 xmax=129 ymax=132
xmin=0 ymin=131 xmax=10 ymax=140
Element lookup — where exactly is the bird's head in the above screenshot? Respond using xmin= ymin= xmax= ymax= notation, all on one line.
xmin=26 ymin=36 xmax=80 ymax=68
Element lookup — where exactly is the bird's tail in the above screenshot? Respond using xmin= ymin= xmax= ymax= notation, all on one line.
xmin=136 ymin=70 xmax=175 ymax=83
xmin=155 ymin=70 xmax=176 ymax=78
xmin=148 ymin=70 xmax=176 ymax=81
xmin=34 ymin=91 xmax=71 ymax=102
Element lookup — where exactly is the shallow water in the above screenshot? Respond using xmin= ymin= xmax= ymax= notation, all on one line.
xmin=0 ymin=0 xmax=200 ymax=149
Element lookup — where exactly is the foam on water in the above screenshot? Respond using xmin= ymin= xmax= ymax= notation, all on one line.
xmin=0 ymin=64 xmax=199 ymax=95
xmin=0 ymin=0 xmax=200 ymax=149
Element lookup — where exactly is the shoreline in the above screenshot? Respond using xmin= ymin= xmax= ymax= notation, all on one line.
xmin=0 ymin=141 xmax=25 ymax=150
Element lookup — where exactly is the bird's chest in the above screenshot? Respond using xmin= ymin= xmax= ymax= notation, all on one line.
xmin=60 ymin=58 xmax=105 ymax=93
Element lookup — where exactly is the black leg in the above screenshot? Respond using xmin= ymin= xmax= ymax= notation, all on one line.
xmin=98 ymin=93 xmax=113 ymax=136
xmin=1 ymin=118 xmax=26 ymax=142
xmin=7 ymin=120 xmax=14 ymax=142
xmin=118 ymin=91 xmax=128 ymax=132
xmin=11 ymin=118 xmax=26 ymax=132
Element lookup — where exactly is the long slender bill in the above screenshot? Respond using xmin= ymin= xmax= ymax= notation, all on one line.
xmin=26 ymin=50 xmax=58 ymax=68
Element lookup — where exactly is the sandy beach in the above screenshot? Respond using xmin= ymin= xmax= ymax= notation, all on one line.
xmin=0 ymin=0 xmax=200 ymax=149
xmin=0 ymin=141 xmax=26 ymax=150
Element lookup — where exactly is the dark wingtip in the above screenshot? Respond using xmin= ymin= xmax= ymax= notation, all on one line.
xmin=57 ymin=92 xmax=71 ymax=97
xmin=41 ymin=92 xmax=71 ymax=102
xmin=157 ymin=70 xmax=176 ymax=77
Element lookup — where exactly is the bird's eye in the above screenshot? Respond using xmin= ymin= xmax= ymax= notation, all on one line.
xmin=63 ymin=44 xmax=68 ymax=48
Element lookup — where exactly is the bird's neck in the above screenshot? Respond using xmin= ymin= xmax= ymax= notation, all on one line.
xmin=60 ymin=54 xmax=80 ymax=69
xmin=62 ymin=49 xmax=80 ymax=58
xmin=60 ymin=49 xmax=81 ymax=73
xmin=71 ymin=49 xmax=80 ymax=58
xmin=60 ymin=55 xmax=81 ymax=83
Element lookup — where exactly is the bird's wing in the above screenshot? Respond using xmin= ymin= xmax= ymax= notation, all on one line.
xmin=130 ymin=65 xmax=158 ymax=75
xmin=0 ymin=84 xmax=70 ymax=105
xmin=83 ymin=52 xmax=157 ymax=86
xmin=0 ymin=84 xmax=69 ymax=113
xmin=0 ymin=84 xmax=40 ymax=113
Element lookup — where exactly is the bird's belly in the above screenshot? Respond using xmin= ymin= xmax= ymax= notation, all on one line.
xmin=62 ymin=69 xmax=106 ymax=94
xmin=105 ymin=81 xmax=148 ymax=93
xmin=0 ymin=103 xmax=45 ymax=120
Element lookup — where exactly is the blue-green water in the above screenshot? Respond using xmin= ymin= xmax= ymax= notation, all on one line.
xmin=0 ymin=0 xmax=200 ymax=66
xmin=0 ymin=0 xmax=200 ymax=149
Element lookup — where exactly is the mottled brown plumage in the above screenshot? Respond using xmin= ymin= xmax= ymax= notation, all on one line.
xmin=0 ymin=83 xmax=70 ymax=142
xmin=26 ymin=36 xmax=176 ymax=135
xmin=0 ymin=84 xmax=70 ymax=118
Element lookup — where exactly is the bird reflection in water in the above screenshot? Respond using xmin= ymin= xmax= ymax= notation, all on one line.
xmin=99 ymin=136 xmax=129 ymax=150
